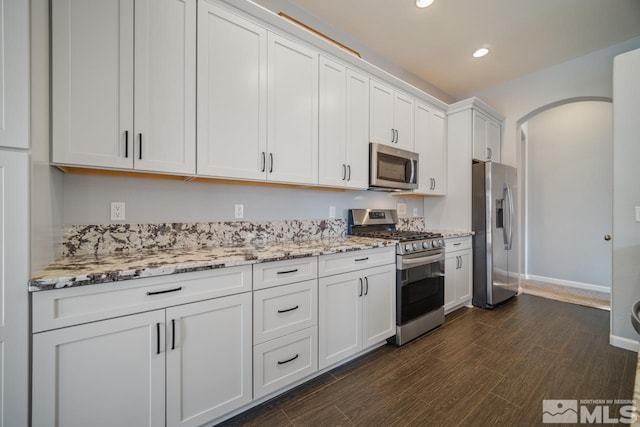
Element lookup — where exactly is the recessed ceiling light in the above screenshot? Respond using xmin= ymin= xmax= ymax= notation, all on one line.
xmin=415 ymin=0 xmax=435 ymax=8
xmin=473 ymin=48 xmax=489 ymax=58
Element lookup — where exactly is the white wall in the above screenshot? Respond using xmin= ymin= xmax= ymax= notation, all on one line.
xmin=62 ymin=174 xmax=425 ymax=225
xmin=612 ymin=48 xmax=640 ymax=348
xmin=526 ymin=101 xmax=612 ymax=289
xmin=473 ymin=35 xmax=640 ymax=168
xmin=31 ymin=0 xmax=64 ymax=272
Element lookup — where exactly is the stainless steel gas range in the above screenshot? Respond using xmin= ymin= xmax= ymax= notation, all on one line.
xmin=348 ymin=209 xmax=445 ymax=346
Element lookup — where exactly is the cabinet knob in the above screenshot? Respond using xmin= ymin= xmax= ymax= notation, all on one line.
xmin=604 ymin=234 xmax=612 ymax=241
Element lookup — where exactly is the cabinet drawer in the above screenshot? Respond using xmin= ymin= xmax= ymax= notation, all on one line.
xmin=253 ymin=326 xmax=318 ymax=399
xmin=445 ymin=236 xmax=472 ymax=253
xmin=32 ymin=266 xmax=252 ymax=333
xmin=318 ymin=246 xmax=395 ymax=277
xmin=254 ymin=280 xmax=317 ymax=344
xmin=253 ymin=257 xmax=318 ymax=290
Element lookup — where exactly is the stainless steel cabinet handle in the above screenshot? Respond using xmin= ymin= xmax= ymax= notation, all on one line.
xmin=138 ymin=133 xmax=143 ymax=160
xmin=269 ymin=153 xmax=274 ymax=173
xmin=355 ymin=257 xmax=369 ymax=262
xmin=261 ymin=152 xmax=266 ymax=172
xmin=171 ymin=319 xmax=176 ymax=350
xmin=395 ymin=129 xmax=399 ymax=144
xmin=277 ymin=305 xmax=299 ymax=314
xmin=342 ymin=164 xmax=346 ymax=180
xmin=364 ymin=276 xmax=369 ymax=295
xmin=347 ymin=165 xmax=351 ymax=181
xmin=124 ymin=130 xmax=129 ymax=158
xmin=156 ymin=323 xmax=161 ymax=355
xmin=277 ymin=354 xmax=299 ymax=365
xmin=391 ymin=128 xmax=395 ymax=143
xmin=359 ymin=278 xmax=363 ymax=296
xmin=453 ymin=242 xmax=461 ymax=246
xmin=487 ymin=147 xmax=492 ymax=160
xmin=276 ymin=268 xmax=298 ymax=275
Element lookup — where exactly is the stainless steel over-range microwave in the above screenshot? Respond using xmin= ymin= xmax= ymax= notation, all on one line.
xmin=369 ymin=142 xmax=419 ymax=191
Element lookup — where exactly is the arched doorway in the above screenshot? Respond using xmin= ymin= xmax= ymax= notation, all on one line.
xmin=517 ymin=99 xmax=612 ymax=308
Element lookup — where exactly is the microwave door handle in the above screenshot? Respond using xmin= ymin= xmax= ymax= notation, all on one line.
xmin=409 ymin=159 xmax=415 ymax=184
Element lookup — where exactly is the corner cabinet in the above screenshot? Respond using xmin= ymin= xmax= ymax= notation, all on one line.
xmin=369 ymin=80 xmax=414 ymax=151
xmin=318 ymin=56 xmax=369 ymax=189
xmin=51 ymin=0 xmax=196 ymax=174
xmin=444 ymin=236 xmax=473 ymax=313
xmin=414 ymin=102 xmax=447 ymax=195
xmin=32 ymin=267 xmax=253 ymax=427
xmin=318 ymin=247 xmax=396 ymax=369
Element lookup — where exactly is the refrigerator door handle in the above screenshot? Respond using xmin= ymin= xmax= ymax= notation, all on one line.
xmin=506 ymin=183 xmax=514 ymax=250
xmin=502 ymin=185 xmax=509 ymax=249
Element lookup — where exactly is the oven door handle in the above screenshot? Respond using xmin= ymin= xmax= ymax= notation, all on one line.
xmin=398 ymin=253 xmax=444 ymax=270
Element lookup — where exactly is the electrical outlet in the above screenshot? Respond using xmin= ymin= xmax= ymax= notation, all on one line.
xmin=397 ymin=203 xmax=407 ymax=215
xmin=329 ymin=206 xmax=336 ymax=219
xmin=235 ymin=204 xmax=244 ymax=219
xmin=413 ymin=208 xmax=419 ymax=217
xmin=636 ymin=206 xmax=640 ymax=222
xmin=110 ymin=202 xmax=125 ymax=221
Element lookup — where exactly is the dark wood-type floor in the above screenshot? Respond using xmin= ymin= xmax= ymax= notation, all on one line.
xmin=221 ymin=294 xmax=636 ymax=426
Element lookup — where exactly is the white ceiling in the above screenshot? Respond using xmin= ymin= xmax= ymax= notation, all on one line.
xmin=282 ymin=0 xmax=640 ymax=99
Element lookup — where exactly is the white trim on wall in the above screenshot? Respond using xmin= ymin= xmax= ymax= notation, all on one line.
xmin=609 ymin=334 xmax=638 ymax=352
xmin=525 ymin=274 xmax=611 ymax=294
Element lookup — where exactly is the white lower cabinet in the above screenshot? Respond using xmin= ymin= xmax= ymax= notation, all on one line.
xmin=32 ymin=310 xmax=167 ymax=427
xmin=444 ymin=237 xmax=473 ymax=313
xmin=318 ymin=262 xmax=396 ymax=370
xmin=32 ymin=271 xmax=252 ymax=427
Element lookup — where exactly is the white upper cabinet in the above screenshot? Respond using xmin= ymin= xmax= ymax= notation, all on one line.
xmin=472 ymin=110 xmax=501 ymax=163
xmin=369 ymin=80 xmax=414 ymax=151
xmin=267 ymin=33 xmax=319 ymax=185
xmin=0 ymin=0 xmax=29 ymax=149
xmin=52 ymin=0 xmax=196 ymax=174
xmin=197 ymin=2 xmax=267 ymax=180
xmin=414 ymin=102 xmax=446 ymax=195
xmin=318 ymin=56 xmax=369 ymax=189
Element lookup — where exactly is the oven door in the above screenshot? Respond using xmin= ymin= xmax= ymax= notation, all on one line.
xmin=396 ymin=252 xmax=445 ymax=325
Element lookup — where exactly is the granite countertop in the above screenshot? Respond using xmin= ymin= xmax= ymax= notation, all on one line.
xmin=29 ymin=236 xmax=396 ymax=292
xmin=432 ymin=230 xmax=474 ymax=238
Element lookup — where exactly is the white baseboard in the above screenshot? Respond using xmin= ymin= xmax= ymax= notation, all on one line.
xmin=524 ymin=274 xmax=611 ymax=295
xmin=610 ymin=334 xmax=639 ymax=352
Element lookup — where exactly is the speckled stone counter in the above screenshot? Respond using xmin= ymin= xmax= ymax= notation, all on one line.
xmin=30 ymin=236 xmax=395 ymax=292
xmin=432 ymin=230 xmax=474 ymax=238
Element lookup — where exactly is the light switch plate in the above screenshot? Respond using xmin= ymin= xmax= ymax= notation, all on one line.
xmin=235 ymin=204 xmax=244 ymax=219
xmin=636 ymin=206 xmax=640 ymax=222
xmin=329 ymin=206 xmax=336 ymax=218
xmin=397 ymin=203 xmax=407 ymax=215
xmin=413 ymin=208 xmax=419 ymax=217
xmin=110 ymin=202 xmax=125 ymax=221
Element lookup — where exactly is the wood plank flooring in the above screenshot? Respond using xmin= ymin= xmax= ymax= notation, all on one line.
xmin=221 ymin=294 xmax=636 ymax=426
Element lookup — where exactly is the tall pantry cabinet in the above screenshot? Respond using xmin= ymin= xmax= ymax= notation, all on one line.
xmin=0 ymin=0 xmax=30 ymax=425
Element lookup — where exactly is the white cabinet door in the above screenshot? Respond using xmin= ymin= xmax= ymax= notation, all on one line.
xmin=267 ymin=33 xmax=318 ymax=184
xmin=32 ymin=310 xmax=166 ymax=427
xmin=345 ymin=68 xmax=370 ymax=189
xmin=393 ymin=91 xmax=414 ymax=151
xmin=197 ymin=3 xmax=267 ymax=180
xmin=133 ymin=0 xmax=196 ymax=174
xmin=361 ymin=264 xmax=396 ymax=348
xmin=0 ymin=150 xmax=29 ymax=426
xmin=429 ymin=109 xmax=447 ymax=194
xmin=318 ymin=270 xmax=362 ymax=369
xmin=52 ymin=0 xmax=134 ymax=168
xmin=166 ymin=293 xmax=252 ymax=427
xmin=369 ymin=80 xmax=394 ymax=146
xmin=444 ymin=254 xmax=458 ymax=311
xmin=456 ymin=251 xmax=473 ymax=304
xmin=318 ymin=56 xmax=347 ymax=187
xmin=472 ymin=110 xmax=488 ymax=161
xmin=486 ymin=119 xmax=501 ymax=163
xmin=0 ymin=0 xmax=29 ymax=149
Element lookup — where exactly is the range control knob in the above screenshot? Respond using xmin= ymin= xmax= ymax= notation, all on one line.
xmin=405 ymin=243 xmax=413 ymax=252
xmin=438 ymin=239 xmax=445 ymax=247
xmin=431 ymin=241 xmax=437 ymax=248
xmin=422 ymin=241 xmax=430 ymax=249
xmin=412 ymin=243 xmax=419 ymax=251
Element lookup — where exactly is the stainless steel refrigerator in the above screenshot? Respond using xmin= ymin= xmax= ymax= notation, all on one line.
xmin=472 ymin=161 xmax=519 ymax=308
